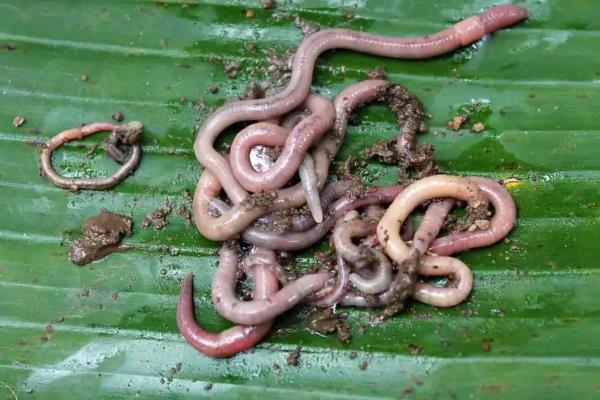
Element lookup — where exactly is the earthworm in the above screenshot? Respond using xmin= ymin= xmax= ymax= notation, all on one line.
xmin=212 ymin=245 xmax=330 ymax=325
xmin=242 ymin=185 xmax=404 ymax=251
xmin=309 ymin=254 xmax=350 ymax=308
xmin=412 ymin=199 xmax=455 ymax=254
xmin=349 ymin=248 xmax=393 ymax=294
xmin=40 ymin=122 xmax=142 ymax=191
xmin=193 ymin=4 xmax=528 ymax=203
xmin=429 ymin=177 xmax=516 ymax=255
xmin=242 ymin=246 xmax=292 ymax=285
xmin=229 ymin=94 xmax=334 ymax=193
xmin=332 ymin=213 xmax=378 ymax=266
xmin=176 ymin=267 xmax=278 ymax=358
xmin=375 ymin=175 xmax=487 ymax=313
xmin=412 ymin=257 xmax=473 ymax=307
xmin=298 ymin=153 xmax=323 ymax=223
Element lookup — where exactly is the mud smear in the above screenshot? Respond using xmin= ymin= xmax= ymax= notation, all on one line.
xmin=69 ymin=211 xmax=132 ymax=265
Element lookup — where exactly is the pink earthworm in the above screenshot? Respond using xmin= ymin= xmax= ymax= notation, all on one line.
xmin=176 ymin=267 xmax=278 ymax=358
xmin=242 ymin=185 xmax=404 ymax=251
xmin=193 ymin=4 xmax=528 ymax=203
xmin=212 ymin=245 xmax=330 ymax=325
xmin=242 ymin=246 xmax=292 ymax=286
xmin=229 ymin=94 xmax=335 ymax=193
xmin=349 ymin=248 xmax=393 ymax=295
xmin=375 ymin=175 xmax=487 ymax=311
xmin=309 ymin=254 xmax=350 ymax=308
xmin=332 ymin=212 xmax=378 ymax=266
xmin=412 ymin=199 xmax=456 ymax=254
xmin=331 ymin=210 xmax=393 ymax=294
xmin=429 ymin=177 xmax=516 ymax=255
xmin=40 ymin=122 xmax=143 ymax=191
xmin=412 ymin=257 xmax=473 ymax=307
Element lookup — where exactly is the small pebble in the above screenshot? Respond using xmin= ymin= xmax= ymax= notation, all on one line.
xmin=359 ymin=361 xmax=368 ymax=370
xmin=482 ymin=339 xmax=492 ymax=352
xmin=112 ymin=112 xmax=125 ymax=122
xmin=80 ymin=74 xmax=89 ymax=82
xmin=209 ymin=85 xmax=220 ymax=94
xmin=472 ymin=122 xmax=485 ymax=133
xmin=474 ymin=219 xmax=490 ymax=230
xmin=447 ymin=115 xmax=468 ymax=130
xmin=246 ymin=9 xmax=255 ymax=18
xmin=13 ymin=115 xmax=25 ymax=127
xmin=261 ymin=0 xmax=275 ymax=9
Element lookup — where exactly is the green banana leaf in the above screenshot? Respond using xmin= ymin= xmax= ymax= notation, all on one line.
xmin=1 ymin=0 xmax=599 ymax=398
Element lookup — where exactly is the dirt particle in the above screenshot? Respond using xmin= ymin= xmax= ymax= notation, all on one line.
xmin=482 ymin=338 xmax=492 ymax=352
xmin=366 ymin=66 xmax=386 ymax=80
xmin=209 ymin=85 xmax=219 ymax=94
xmin=272 ymin=363 xmax=281 ymax=374
xmin=241 ymin=191 xmax=277 ymax=210
xmin=245 ymin=9 xmax=255 ymax=18
xmin=349 ymin=351 xmax=358 ymax=359
xmin=80 ymin=74 xmax=89 ymax=82
xmin=241 ymin=80 xmax=266 ymax=100
xmin=69 ymin=211 xmax=133 ymax=265
xmin=56 ymin=316 xmax=65 ymax=323
xmin=286 ymin=346 xmax=301 ymax=366
xmin=362 ymin=139 xmax=399 ymax=164
xmin=471 ymin=122 xmax=485 ymax=133
xmin=359 ymin=361 xmax=368 ymax=370
xmin=491 ymin=308 xmax=505 ymax=317
xmin=12 ymin=115 xmax=25 ymax=127
xmin=460 ymin=308 xmax=478 ymax=317
xmin=341 ymin=10 xmax=354 ymax=19
xmin=1 ymin=43 xmax=17 ymax=51
xmin=293 ymin=15 xmax=320 ymax=36
xmin=176 ymin=204 xmax=193 ymax=227
xmin=447 ymin=115 xmax=468 ymax=130
xmin=481 ymin=384 xmax=507 ymax=393
xmin=244 ymin=42 xmax=258 ymax=52
xmin=111 ymin=111 xmax=125 ymax=122
xmin=261 ymin=0 xmax=276 ymax=9
xmin=204 ymin=383 xmax=213 ymax=391
xmin=141 ymin=202 xmax=173 ymax=230
xmin=182 ymin=190 xmax=192 ymax=202
xmin=223 ymin=60 xmax=241 ymax=79
xmin=408 ymin=343 xmax=423 ymax=355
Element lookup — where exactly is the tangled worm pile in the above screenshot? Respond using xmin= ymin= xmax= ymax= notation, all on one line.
xmin=178 ymin=3 xmax=526 ymax=357
xmin=33 ymin=2 xmax=527 ymax=359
